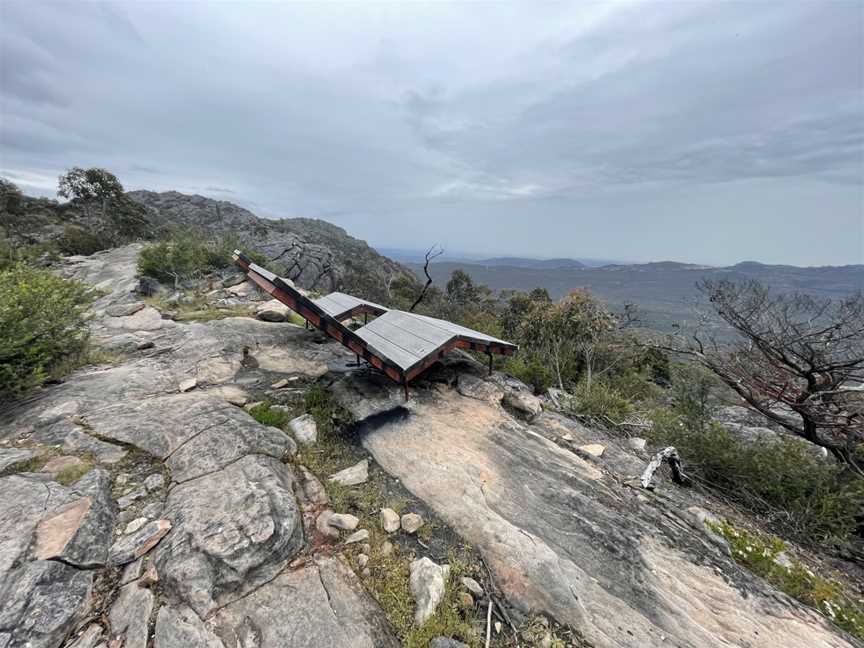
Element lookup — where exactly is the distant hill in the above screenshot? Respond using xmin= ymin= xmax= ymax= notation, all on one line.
xmin=473 ymin=257 xmax=586 ymax=269
xmin=409 ymin=259 xmax=864 ymax=331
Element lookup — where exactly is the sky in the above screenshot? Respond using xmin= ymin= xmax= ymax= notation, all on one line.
xmin=1 ymin=1 xmax=862 ymax=267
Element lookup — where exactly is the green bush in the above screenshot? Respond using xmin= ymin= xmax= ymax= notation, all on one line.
xmin=138 ymin=232 xmax=267 ymax=287
xmin=0 ymin=264 xmax=94 ymax=399
xmin=504 ymin=355 xmax=554 ymax=394
xmin=305 ymin=383 xmax=352 ymax=435
xmin=568 ymin=379 xmax=634 ymax=423
xmin=649 ymin=408 xmax=864 ymax=543
xmin=58 ymin=225 xmax=109 ymax=256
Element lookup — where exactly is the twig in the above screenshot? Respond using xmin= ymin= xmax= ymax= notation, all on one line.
xmin=485 ymin=600 xmax=492 ymax=648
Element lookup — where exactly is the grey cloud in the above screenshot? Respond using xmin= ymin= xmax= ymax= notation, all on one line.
xmin=0 ymin=1 xmax=861 ymax=265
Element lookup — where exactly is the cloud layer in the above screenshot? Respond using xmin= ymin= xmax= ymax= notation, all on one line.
xmin=1 ymin=1 xmax=862 ymax=265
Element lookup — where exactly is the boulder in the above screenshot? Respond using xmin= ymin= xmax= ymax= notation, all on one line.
xmin=457 ymin=373 xmax=504 ymax=403
xmin=208 ymin=556 xmax=400 ymax=648
xmin=153 ymin=455 xmax=303 ymax=617
xmin=108 ymin=582 xmax=154 ymax=648
xmin=0 ymin=560 xmax=93 ymax=648
xmin=380 ymin=508 xmax=400 ymax=533
xmin=502 ymin=389 xmax=542 ymax=420
xmin=256 ymin=299 xmax=291 ymax=322
xmin=289 ymin=413 xmax=318 ymax=446
xmin=328 ymin=459 xmax=369 ymax=486
xmin=409 ymin=557 xmax=450 ymax=625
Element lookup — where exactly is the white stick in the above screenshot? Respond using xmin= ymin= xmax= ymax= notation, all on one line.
xmin=485 ymin=599 xmax=493 ymax=648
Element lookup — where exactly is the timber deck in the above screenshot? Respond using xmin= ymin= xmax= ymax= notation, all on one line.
xmin=233 ymin=250 xmax=517 ymax=393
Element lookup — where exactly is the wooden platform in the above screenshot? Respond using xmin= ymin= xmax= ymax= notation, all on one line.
xmin=233 ymin=250 xmax=517 ymax=392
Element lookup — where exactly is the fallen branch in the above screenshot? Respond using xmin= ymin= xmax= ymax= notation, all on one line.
xmin=640 ymin=446 xmax=692 ymax=489
xmin=485 ymin=600 xmax=492 ymax=648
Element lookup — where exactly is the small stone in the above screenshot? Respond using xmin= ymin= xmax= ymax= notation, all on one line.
xmin=628 ymin=437 xmax=647 ymax=452
xmin=288 ymin=414 xmax=317 ymax=446
xmin=298 ymin=466 xmax=329 ymax=507
xmin=344 ymin=529 xmax=370 ymax=544
xmin=109 ymin=519 xmax=172 ymax=565
xmin=271 ymin=379 xmax=289 ymax=389
xmin=578 ymin=443 xmax=606 ymax=458
xmin=216 ymin=385 xmax=249 ymax=407
xmin=494 ymin=621 xmax=502 ymax=634
xmin=458 ymin=592 xmax=474 ymax=608
xmin=316 ymin=510 xmax=339 ymax=538
xmin=380 ymin=541 xmax=394 ymax=557
xmin=135 ymin=340 xmax=155 ymax=351
xmin=362 ymin=567 xmax=371 ymax=577
xmin=117 ymin=488 xmax=146 ymax=510
xmin=539 ymin=632 xmax=553 ymax=648
xmin=400 ymin=513 xmax=424 ymax=534
xmin=179 ymin=377 xmax=198 ymax=392
xmin=124 ymin=517 xmax=147 ymax=534
xmin=115 ymin=473 xmax=130 ymax=486
xmin=361 ymin=543 xmax=371 ymax=554
xmin=461 ymin=576 xmax=484 ymax=597
xmin=561 ymin=433 xmax=574 ymax=442
xmin=357 ymin=554 xmax=369 ymax=568
xmin=328 ymin=459 xmax=368 ymax=486
xmin=328 ymin=513 xmax=359 ymax=531
xmin=380 ymin=508 xmax=400 ymax=533
xmin=409 ymin=557 xmax=450 ymax=624
xmin=144 ymin=474 xmax=164 ymax=492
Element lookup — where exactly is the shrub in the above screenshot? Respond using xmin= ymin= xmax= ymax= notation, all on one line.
xmin=711 ymin=521 xmax=864 ymax=639
xmin=247 ymin=402 xmax=293 ymax=429
xmin=504 ymin=355 xmax=554 ymax=394
xmin=304 ymin=383 xmax=352 ymax=435
xmin=0 ymin=264 xmax=93 ymax=399
xmin=649 ymin=408 xmax=864 ymax=543
xmin=568 ymin=379 xmax=634 ymax=423
xmin=138 ymin=232 xmax=268 ymax=287
xmin=57 ymin=225 xmax=109 ymax=256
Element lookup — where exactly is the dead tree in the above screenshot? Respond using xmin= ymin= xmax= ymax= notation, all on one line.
xmin=409 ymin=244 xmax=443 ymax=312
xmin=656 ymin=279 xmax=864 ymax=476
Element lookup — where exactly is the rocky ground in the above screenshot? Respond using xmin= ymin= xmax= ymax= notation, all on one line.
xmin=0 ymin=245 xmax=859 ymax=648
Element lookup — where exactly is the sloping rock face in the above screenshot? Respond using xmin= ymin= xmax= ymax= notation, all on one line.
xmin=349 ymin=377 xmax=856 ymax=648
xmin=0 ymin=245 xmax=397 ymax=648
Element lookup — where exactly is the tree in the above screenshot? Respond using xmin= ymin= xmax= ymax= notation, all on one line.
xmin=664 ymin=279 xmax=864 ymax=475
xmin=58 ymin=167 xmax=124 ymax=219
xmin=0 ymin=178 xmax=23 ymax=214
xmin=409 ymin=245 xmax=443 ymax=311
xmin=519 ymin=289 xmax=617 ymax=391
xmin=445 ymin=268 xmax=477 ymax=306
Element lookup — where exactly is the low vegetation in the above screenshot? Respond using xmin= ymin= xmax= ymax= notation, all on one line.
xmin=712 ymin=520 xmax=864 ymax=639
xmin=0 ymin=263 xmax=95 ymax=399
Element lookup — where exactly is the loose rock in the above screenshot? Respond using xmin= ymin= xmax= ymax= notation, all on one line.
xmin=380 ymin=508 xmax=400 ymax=533
xmin=502 ymin=389 xmax=542 ymax=420
xmin=628 ymin=437 xmax=647 ymax=452
xmin=409 ymin=557 xmax=450 ymax=624
xmin=328 ymin=459 xmax=369 ymax=486
xmin=344 ymin=529 xmax=370 ymax=544
xmin=289 ymin=413 xmax=318 ymax=446
xmin=328 ymin=513 xmax=360 ymax=531
xmin=256 ymin=299 xmax=290 ymax=322
xmin=317 ymin=510 xmax=340 ymax=538
xmin=144 ymin=473 xmax=164 ymax=492
xmin=179 ymin=377 xmax=198 ymax=393
xmin=401 ymin=513 xmax=424 ymax=534
xmin=461 ymin=576 xmax=484 ymax=598
xmin=578 ymin=443 xmax=606 ymax=458
xmin=117 ymin=488 xmax=146 ymax=510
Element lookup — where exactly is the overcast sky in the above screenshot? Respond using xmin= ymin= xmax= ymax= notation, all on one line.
xmin=1 ymin=1 xmax=862 ymax=266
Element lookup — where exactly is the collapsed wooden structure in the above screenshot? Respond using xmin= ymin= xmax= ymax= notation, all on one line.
xmin=233 ymin=250 xmax=517 ymax=398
